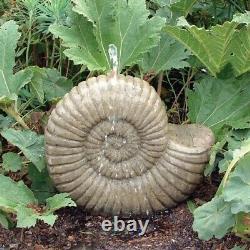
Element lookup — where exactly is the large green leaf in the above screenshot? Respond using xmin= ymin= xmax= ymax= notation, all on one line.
xmin=193 ymin=196 xmax=235 ymax=240
xmin=140 ymin=33 xmax=190 ymax=73
xmin=188 ymin=76 xmax=250 ymax=138
xmin=50 ymin=0 xmax=165 ymax=72
xmin=0 ymin=21 xmax=32 ymax=103
xmin=1 ymin=128 xmax=46 ymax=171
xmin=223 ymin=153 xmax=250 ymax=214
xmin=0 ymin=175 xmax=37 ymax=213
xmin=26 ymin=67 xmax=72 ymax=103
xmin=165 ymin=20 xmax=250 ymax=76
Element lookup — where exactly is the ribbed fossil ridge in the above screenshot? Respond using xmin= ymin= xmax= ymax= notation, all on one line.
xmin=45 ymin=74 xmax=214 ymax=216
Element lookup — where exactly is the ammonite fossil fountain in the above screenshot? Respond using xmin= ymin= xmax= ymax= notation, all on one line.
xmin=45 ymin=71 xmax=215 ymax=216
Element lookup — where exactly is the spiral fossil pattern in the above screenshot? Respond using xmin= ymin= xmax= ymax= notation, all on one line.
xmin=45 ymin=74 xmax=214 ymax=216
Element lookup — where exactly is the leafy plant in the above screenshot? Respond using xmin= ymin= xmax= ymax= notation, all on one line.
xmin=50 ymin=0 xmax=165 ymax=72
xmin=165 ymin=18 xmax=250 ymax=76
xmin=0 ymin=20 xmax=32 ymax=129
xmin=1 ymin=128 xmax=46 ymax=171
xmin=193 ymin=135 xmax=250 ymax=240
xmin=0 ymin=175 xmax=76 ymax=228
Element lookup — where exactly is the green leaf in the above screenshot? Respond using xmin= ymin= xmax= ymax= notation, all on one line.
xmin=0 ymin=211 xmax=9 ymax=229
xmin=223 ymin=153 xmax=250 ymax=214
xmin=165 ymin=21 xmax=250 ymax=76
xmin=0 ymin=21 xmax=32 ymax=128
xmin=0 ymin=21 xmax=20 ymax=98
xmin=0 ymin=175 xmax=37 ymax=213
xmin=1 ymin=128 xmax=46 ymax=171
xmin=27 ymin=66 xmax=46 ymax=103
xmin=2 ymin=152 xmax=22 ymax=172
xmin=187 ymin=75 xmax=250 ymax=138
xmin=193 ymin=196 xmax=235 ymax=240
xmin=231 ymin=246 xmax=247 ymax=250
xmin=226 ymin=117 xmax=250 ymax=130
xmin=16 ymin=206 xmax=38 ymax=228
xmin=46 ymin=193 xmax=76 ymax=213
xmin=170 ymin=0 xmax=198 ymax=17
xmin=50 ymin=0 xmax=165 ymax=72
xmin=16 ymin=205 xmax=57 ymax=228
xmin=38 ymin=213 xmax=57 ymax=226
xmin=42 ymin=68 xmax=73 ymax=101
xmin=140 ymin=33 xmax=190 ymax=74
xmin=0 ymin=21 xmax=32 ymax=104
xmin=187 ymin=200 xmax=197 ymax=214
xmin=28 ymin=164 xmax=56 ymax=203
xmin=226 ymin=25 xmax=250 ymax=77
xmin=0 ymin=115 xmax=14 ymax=130
xmin=234 ymin=213 xmax=250 ymax=239
xmin=50 ymin=14 xmax=106 ymax=71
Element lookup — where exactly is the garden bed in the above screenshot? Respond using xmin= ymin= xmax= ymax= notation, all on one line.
xmin=0 ymin=178 xmax=247 ymax=250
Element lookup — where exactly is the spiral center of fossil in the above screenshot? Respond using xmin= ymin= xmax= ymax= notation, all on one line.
xmin=106 ymin=134 xmax=127 ymax=149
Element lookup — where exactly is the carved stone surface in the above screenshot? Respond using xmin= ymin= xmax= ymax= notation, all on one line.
xmin=45 ymin=74 xmax=215 ymax=216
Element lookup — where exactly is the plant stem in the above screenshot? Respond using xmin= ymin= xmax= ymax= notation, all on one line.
xmin=25 ymin=14 xmax=33 ymax=67
xmin=58 ymin=39 xmax=62 ymax=74
xmin=45 ymin=36 xmax=49 ymax=67
xmin=157 ymin=72 xmax=163 ymax=96
xmin=50 ymin=37 xmax=56 ymax=68
xmin=2 ymin=106 xmax=29 ymax=129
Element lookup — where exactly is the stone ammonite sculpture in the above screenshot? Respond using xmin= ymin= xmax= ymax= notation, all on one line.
xmin=45 ymin=73 xmax=215 ymax=216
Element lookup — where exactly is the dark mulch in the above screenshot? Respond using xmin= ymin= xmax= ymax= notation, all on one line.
xmin=0 ymin=178 xmax=248 ymax=250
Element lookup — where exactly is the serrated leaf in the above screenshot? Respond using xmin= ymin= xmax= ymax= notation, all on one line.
xmin=46 ymin=193 xmax=76 ymax=213
xmin=16 ymin=205 xmax=57 ymax=228
xmin=165 ymin=21 xmax=250 ymax=76
xmin=16 ymin=206 xmax=37 ymax=228
xmin=140 ymin=33 xmax=190 ymax=73
xmin=2 ymin=152 xmax=22 ymax=172
xmin=193 ymin=196 xmax=235 ymax=240
xmin=38 ymin=213 xmax=57 ymax=226
xmin=1 ymin=128 xmax=46 ymax=171
xmin=50 ymin=0 xmax=165 ymax=72
xmin=0 ymin=175 xmax=37 ymax=213
xmin=50 ymin=14 xmax=106 ymax=71
xmin=187 ymin=75 xmax=250 ymax=138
